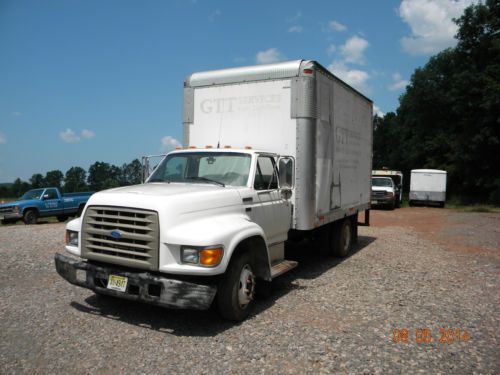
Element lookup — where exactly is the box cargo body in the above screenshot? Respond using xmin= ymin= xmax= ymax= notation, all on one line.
xmin=410 ymin=169 xmax=447 ymax=206
xmin=183 ymin=60 xmax=373 ymax=231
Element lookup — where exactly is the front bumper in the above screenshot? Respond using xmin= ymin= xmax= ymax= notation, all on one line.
xmin=0 ymin=212 xmax=22 ymax=220
xmin=370 ymin=197 xmax=395 ymax=206
xmin=54 ymin=253 xmax=217 ymax=310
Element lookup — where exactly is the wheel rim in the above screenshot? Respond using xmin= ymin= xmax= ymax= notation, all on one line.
xmin=237 ymin=264 xmax=255 ymax=309
xmin=341 ymin=223 xmax=351 ymax=253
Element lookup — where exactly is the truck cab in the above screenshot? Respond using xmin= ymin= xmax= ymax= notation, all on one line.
xmin=371 ymin=176 xmax=397 ymax=209
xmin=57 ymin=148 xmax=296 ymax=321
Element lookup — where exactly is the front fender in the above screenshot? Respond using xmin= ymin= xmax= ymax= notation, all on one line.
xmin=160 ymin=213 xmax=268 ymax=276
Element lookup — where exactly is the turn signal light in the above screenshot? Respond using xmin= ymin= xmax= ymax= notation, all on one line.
xmin=200 ymin=248 xmax=223 ymax=266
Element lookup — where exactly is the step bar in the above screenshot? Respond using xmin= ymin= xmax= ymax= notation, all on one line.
xmin=270 ymin=260 xmax=298 ymax=279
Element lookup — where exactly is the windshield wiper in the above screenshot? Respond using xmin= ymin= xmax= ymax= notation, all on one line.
xmin=148 ymin=178 xmax=171 ymax=183
xmin=187 ymin=177 xmax=225 ymax=187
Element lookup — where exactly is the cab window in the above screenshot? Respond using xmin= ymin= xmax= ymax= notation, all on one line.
xmin=254 ymin=156 xmax=278 ymax=190
xmin=45 ymin=189 xmax=58 ymax=199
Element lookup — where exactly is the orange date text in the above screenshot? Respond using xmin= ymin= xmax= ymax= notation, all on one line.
xmin=392 ymin=328 xmax=471 ymax=344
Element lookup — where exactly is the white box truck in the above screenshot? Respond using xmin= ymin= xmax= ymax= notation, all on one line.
xmin=372 ymin=170 xmax=403 ymax=208
xmin=55 ymin=60 xmax=373 ymax=321
xmin=409 ymin=169 xmax=447 ymax=207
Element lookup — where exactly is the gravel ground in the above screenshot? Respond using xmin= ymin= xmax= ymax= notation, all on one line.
xmin=0 ymin=209 xmax=499 ymax=374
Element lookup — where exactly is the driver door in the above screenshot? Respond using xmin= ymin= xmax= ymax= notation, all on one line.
xmin=249 ymin=155 xmax=291 ymax=245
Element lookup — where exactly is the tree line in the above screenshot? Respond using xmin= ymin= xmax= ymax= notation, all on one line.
xmin=0 ymin=159 xmax=143 ymax=198
xmin=373 ymin=0 xmax=499 ymax=204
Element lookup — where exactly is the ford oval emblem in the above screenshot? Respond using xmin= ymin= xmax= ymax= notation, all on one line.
xmin=110 ymin=230 xmax=122 ymax=239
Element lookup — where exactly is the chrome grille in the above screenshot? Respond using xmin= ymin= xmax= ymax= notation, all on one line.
xmin=371 ymin=191 xmax=388 ymax=198
xmin=0 ymin=207 xmax=14 ymax=214
xmin=81 ymin=206 xmax=159 ymax=270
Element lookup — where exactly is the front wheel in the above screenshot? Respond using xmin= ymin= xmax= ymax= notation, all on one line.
xmin=57 ymin=215 xmax=68 ymax=222
xmin=23 ymin=210 xmax=38 ymax=225
xmin=217 ymin=251 xmax=256 ymax=322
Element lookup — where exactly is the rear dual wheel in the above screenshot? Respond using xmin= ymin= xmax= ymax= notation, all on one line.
xmin=320 ymin=217 xmax=355 ymax=258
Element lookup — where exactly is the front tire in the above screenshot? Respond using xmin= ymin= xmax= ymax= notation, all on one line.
xmin=217 ymin=251 xmax=256 ymax=322
xmin=23 ymin=210 xmax=38 ymax=225
xmin=57 ymin=215 xmax=68 ymax=222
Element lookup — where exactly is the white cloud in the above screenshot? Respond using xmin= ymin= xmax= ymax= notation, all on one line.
xmin=326 ymin=44 xmax=336 ymax=56
xmin=81 ymin=129 xmax=96 ymax=139
xmin=373 ymin=105 xmax=385 ymax=117
xmin=288 ymin=25 xmax=303 ymax=33
xmin=340 ymin=36 xmax=369 ymax=65
xmin=329 ymin=20 xmax=347 ymax=32
xmin=161 ymin=136 xmax=182 ymax=152
xmin=256 ymin=48 xmax=286 ymax=64
xmin=0 ymin=132 xmax=6 ymax=144
xmin=328 ymin=60 xmax=370 ymax=93
xmin=60 ymin=128 xmax=80 ymax=143
xmin=388 ymin=73 xmax=409 ymax=91
xmin=399 ymin=0 xmax=477 ymax=55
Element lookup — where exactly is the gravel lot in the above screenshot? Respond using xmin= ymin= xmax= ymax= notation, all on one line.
xmin=1 ymin=208 xmax=499 ymax=374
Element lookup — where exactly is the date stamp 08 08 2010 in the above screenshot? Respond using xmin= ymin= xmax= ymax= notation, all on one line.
xmin=392 ymin=328 xmax=471 ymax=344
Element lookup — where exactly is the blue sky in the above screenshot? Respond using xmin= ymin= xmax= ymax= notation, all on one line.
xmin=0 ymin=0 xmax=476 ymax=183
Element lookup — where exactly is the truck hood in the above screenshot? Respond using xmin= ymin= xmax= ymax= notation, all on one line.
xmin=86 ymin=182 xmax=243 ymax=218
xmin=372 ymin=186 xmax=395 ymax=193
xmin=0 ymin=199 xmax=38 ymax=208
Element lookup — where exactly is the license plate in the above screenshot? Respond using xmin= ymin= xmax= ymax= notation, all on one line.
xmin=107 ymin=275 xmax=128 ymax=292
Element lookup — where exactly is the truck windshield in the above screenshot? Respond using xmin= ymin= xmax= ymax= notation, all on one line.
xmin=20 ymin=189 xmax=45 ymax=200
xmin=372 ymin=177 xmax=393 ymax=187
xmin=148 ymin=152 xmax=251 ymax=187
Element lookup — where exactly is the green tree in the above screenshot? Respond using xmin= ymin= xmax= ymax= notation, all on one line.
xmin=378 ymin=0 xmax=500 ymax=203
xmin=11 ymin=178 xmax=30 ymax=197
xmin=45 ymin=170 xmax=64 ymax=189
xmin=121 ymin=159 xmax=143 ymax=185
xmin=64 ymin=167 xmax=88 ymax=192
xmin=29 ymin=174 xmax=45 ymax=188
xmin=88 ymin=162 xmax=121 ymax=191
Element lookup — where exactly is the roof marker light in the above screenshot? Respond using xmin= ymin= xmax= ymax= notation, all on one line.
xmin=245 ymin=146 xmax=252 ymax=149
xmin=224 ymin=145 xmax=232 ymax=149
xmin=303 ymin=69 xmax=314 ymax=75
xmin=205 ymin=145 xmax=213 ymax=148
xmin=188 ymin=146 xmax=196 ymax=149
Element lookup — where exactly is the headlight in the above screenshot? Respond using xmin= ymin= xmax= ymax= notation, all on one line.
xmin=181 ymin=246 xmax=223 ymax=267
xmin=66 ymin=230 xmax=79 ymax=246
xmin=12 ymin=205 xmax=20 ymax=213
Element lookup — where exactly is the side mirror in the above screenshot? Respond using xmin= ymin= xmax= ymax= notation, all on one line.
xmin=278 ymin=157 xmax=294 ymax=189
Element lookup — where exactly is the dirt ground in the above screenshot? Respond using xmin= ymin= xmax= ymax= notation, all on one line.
xmin=0 ymin=207 xmax=499 ymax=374
xmin=370 ymin=207 xmax=499 ymax=254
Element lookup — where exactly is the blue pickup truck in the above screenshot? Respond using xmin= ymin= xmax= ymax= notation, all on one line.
xmin=0 ymin=187 xmax=93 ymax=225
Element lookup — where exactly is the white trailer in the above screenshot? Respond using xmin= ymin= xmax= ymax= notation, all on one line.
xmin=409 ymin=169 xmax=447 ymax=207
xmin=55 ymin=60 xmax=373 ymax=321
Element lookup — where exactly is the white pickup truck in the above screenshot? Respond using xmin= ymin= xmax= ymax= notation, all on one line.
xmin=55 ymin=60 xmax=373 ymax=321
